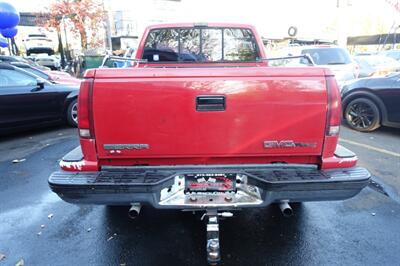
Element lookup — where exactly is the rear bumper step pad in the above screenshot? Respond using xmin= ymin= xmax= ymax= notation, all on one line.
xmin=49 ymin=164 xmax=370 ymax=208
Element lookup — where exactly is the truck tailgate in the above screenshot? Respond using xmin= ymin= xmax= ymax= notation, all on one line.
xmin=92 ymin=67 xmax=328 ymax=161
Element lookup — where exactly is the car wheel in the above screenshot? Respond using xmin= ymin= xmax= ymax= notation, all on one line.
xmin=344 ymin=97 xmax=380 ymax=132
xmin=66 ymin=99 xmax=78 ymax=127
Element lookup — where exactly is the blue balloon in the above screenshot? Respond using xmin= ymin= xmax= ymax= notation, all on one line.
xmin=1 ymin=26 xmax=17 ymax=38
xmin=0 ymin=2 xmax=20 ymax=29
xmin=0 ymin=36 xmax=8 ymax=47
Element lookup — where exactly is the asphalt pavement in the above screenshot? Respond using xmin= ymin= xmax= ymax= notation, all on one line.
xmin=0 ymin=125 xmax=399 ymax=266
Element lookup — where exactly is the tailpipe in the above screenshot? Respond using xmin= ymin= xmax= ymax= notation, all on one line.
xmin=128 ymin=203 xmax=142 ymax=219
xmin=279 ymin=201 xmax=293 ymax=217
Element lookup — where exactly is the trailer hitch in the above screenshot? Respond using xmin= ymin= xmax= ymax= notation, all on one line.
xmin=206 ymin=212 xmax=220 ymax=264
xmin=202 ymin=210 xmax=233 ymax=265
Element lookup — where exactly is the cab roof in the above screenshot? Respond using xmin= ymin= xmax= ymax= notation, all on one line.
xmin=144 ymin=22 xmax=257 ymax=30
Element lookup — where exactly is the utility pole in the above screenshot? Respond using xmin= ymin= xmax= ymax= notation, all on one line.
xmin=63 ymin=17 xmax=70 ymax=60
xmin=336 ymin=0 xmax=349 ymax=46
xmin=55 ymin=15 xmax=66 ymax=68
xmin=102 ymin=0 xmax=113 ymax=52
xmin=7 ymin=38 xmax=12 ymax=55
xmin=58 ymin=29 xmax=66 ymax=69
xmin=384 ymin=0 xmax=400 ymax=49
xmin=11 ymin=37 xmax=19 ymax=55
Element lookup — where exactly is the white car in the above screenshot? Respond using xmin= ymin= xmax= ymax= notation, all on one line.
xmin=23 ymin=33 xmax=55 ymax=56
xmin=34 ymin=55 xmax=61 ymax=70
xmin=278 ymin=45 xmax=359 ymax=88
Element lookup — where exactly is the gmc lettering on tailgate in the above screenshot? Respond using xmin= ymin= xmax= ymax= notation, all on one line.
xmin=103 ymin=144 xmax=150 ymax=150
xmin=263 ymin=140 xmax=317 ymax=149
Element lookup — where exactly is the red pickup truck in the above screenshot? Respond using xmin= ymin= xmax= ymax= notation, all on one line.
xmin=49 ymin=23 xmax=370 ymax=264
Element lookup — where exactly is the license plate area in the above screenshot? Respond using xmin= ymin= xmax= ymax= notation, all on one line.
xmin=159 ymin=174 xmax=263 ymax=207
xmin=185 ymin=173 xmax=236 ymax=193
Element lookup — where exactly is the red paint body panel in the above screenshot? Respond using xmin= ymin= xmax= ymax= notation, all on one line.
xmin=60 ymin=139 xmax=98 ymax=171
xmin=321 ymin=155 xmax=357 ymax=169
xmin=91 ymin=67 xmax=328 ymax=166
xmin=97 ymin=156 xmax=320 ymax=167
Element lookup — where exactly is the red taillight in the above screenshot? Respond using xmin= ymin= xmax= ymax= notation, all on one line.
xmin=322 ymin=76 xmax=341 ymax=161
xmin=78 ymin=78 xmax=94 ymax=138
xmin=326 ymin=76 xmax=341 ymax=136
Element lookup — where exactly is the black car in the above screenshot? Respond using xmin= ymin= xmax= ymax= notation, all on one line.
xmin=7 ymin=61 xmax=53 ymax=81
xmin=0 ymin=63 xmax=79 ymax=134
xmin=379 ymin=49 xmax=400 ymax=61
xmin=0 ymin=55 xmax=50 ymax=71
xmin=341 ymin=73 xmax=400 ymax=132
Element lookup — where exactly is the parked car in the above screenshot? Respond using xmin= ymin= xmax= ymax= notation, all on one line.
xmin=23 ymin=33 xmax=54 ymax=55
xmin=8 ymin=62 xmax=81 ymax=85
xmin=354 ymin=52 xmax=376 ymax=56
xmin=379 ymin=49 xmax=400 ymax=61
xmin=353 ymin=55 xmax=400 ymax=78
xmin=341 ymin=73 xmax=400 ymax=132
xmin=0 ymin=63 xmax=79 ymax=134
xmin=0 ymin=55 xmax=50 ymax=71
xmin=34 ymin=55 xmax=61 ymax=70
xmin=8 ymin=61 xmax=50 ymax=80
xmin=279 ymin=45 xmax=359 ymax=88
xmin=110 ymin=47 xmax=137 ymax=68
xmin=49 ymin=23 xmax=370 ymax=265
xmin=45 ymin=70 xmax=81 ymax=85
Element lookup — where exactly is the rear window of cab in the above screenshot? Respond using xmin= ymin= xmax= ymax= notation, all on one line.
xmin=142 ymin=27 xmax=260 ymax=63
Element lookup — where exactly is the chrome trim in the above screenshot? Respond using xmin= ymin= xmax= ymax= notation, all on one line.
xmin=159 ymin=174 xmax=263 ymax=207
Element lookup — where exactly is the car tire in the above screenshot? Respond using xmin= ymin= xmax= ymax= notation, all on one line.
xmin=66 ymin=99 xmax=78 ymax=127
xmin=344 ymin=97 xmax=381 ymax=132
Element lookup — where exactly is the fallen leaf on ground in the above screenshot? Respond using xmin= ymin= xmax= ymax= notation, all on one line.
xmin=12 ymin=159 xmax=26 ymax=163
xmin=15 ymin=258 xmax=24 ymax=266
xmin=0 ymin=253 xmax=5 ymax=261
xmin=48 ymin=213 xmax=54 ymax=219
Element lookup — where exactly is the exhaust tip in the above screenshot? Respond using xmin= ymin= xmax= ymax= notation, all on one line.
xmin=128 ymin=204 xmax=142 ymax=219
xmin=282 ymin=207 xmax=293 ymax=217
xmin=279 ymin=201 xmax=293 ymax=217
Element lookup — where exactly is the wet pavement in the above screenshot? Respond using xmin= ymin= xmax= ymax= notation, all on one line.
xmin=0 ymin=126 xmax=399 ymax=266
